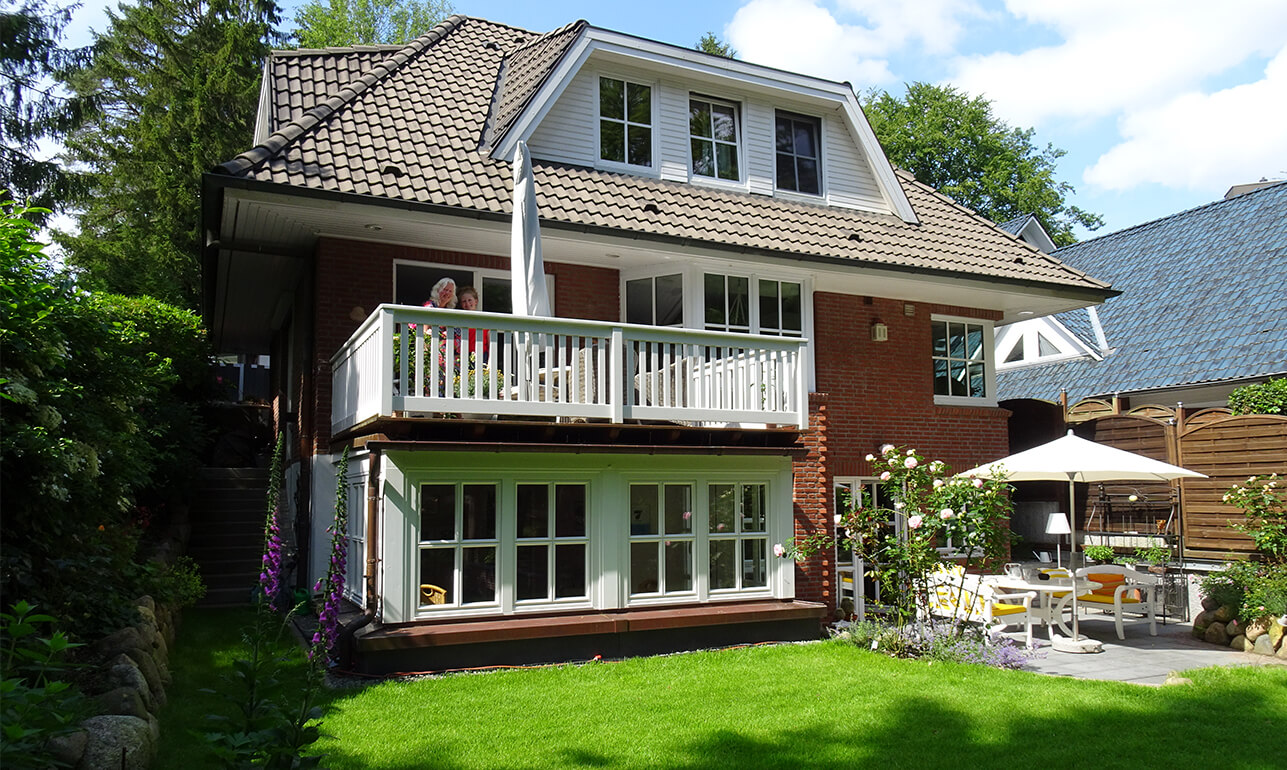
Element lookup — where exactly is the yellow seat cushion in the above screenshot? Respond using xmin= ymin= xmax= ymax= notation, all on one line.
xmin=990 ymin=602 xmax=1027 ymax=616
xmin=1086 ymin=573 xmax=1128 ymax=597
xmin=1077 ymin=592 xmax=1141 ymax=604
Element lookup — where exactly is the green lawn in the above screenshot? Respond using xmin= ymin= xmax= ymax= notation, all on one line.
xmin=160 ymin=609 xmax=1287 ymax=769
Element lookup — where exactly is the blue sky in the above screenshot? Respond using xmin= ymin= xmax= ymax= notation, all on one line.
xmin=60 ymin=0 xmax=1287 ymax=239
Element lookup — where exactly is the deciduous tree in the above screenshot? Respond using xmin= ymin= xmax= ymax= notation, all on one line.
xmin=864 ymin=82 xmax=1102 ymax=247
xmin=293 ymin=0 xmax=451 ymax=48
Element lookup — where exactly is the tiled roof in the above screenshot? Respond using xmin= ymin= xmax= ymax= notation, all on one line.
xmin=997 ymin=181 xmax=1287 ymax=402
xmin=263 ymin=46 xmax=404 ymax=133
xmin=997 ymin=214 xmax=1032 ymax=236
xmin=217 ymin=16 xmax=1108 ymax=294
xmin=484 ymin=20 xmax=587 ymax=149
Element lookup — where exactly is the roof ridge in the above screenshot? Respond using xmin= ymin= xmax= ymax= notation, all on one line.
xmin=505 ymin=19 xmax=586 ymax=56
xmin=215 ymin=14 xmax=472 ymax=177
xmin=894 ymin=169 xmax=1109 ymax=289
xmin=270 ymin=43 xmax=405 ymax=57
xmin=1054 ymin=178 xmax=1287 ymax=256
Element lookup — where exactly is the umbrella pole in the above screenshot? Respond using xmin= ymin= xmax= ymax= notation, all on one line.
xmin=1069 ymin=476 xmax=1081 ymax=641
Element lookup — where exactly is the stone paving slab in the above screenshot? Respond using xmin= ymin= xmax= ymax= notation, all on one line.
xmin=1009 ymin=616 xmax=1285 ymax=685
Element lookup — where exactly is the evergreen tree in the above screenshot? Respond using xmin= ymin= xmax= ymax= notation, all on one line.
xmin=0 ymin=0 xmax=93 ymax=212
xmin=864 ymin=82 xmax=1102 ymax=247
xmin=56 ymin=0 xmax=282 ymax=308
xmin=694 ymin=32 xmax=735 ymax=58
xmin=293 ymin=0 xmax=451 ymax=48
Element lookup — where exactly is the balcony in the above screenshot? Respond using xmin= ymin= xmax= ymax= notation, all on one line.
xmin=331 ymin=305 xmax=809 ymax=435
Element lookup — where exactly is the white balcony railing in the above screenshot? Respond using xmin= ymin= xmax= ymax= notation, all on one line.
xmin=331 ymin=304 xmax=809 ymax=434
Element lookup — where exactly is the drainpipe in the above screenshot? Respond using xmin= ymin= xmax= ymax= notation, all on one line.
xmin=338 ymin=447 xmax=381 ymax=669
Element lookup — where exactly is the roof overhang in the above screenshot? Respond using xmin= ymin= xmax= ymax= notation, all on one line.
xmin=202 ymin=175 xmax=1116 ymax=353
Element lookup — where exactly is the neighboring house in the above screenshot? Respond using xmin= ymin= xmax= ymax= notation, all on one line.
xmin=201 ymin=15 xmax=1111 ymax=672
xmin=996 ymin=181 xmax=1287 ymax=408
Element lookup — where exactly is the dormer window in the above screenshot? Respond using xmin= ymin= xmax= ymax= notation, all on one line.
xmin=775 ymin=111 xmax=820 ymax=195
xmin=689 ymin=97 xmax=740 ymax=181
xmin=599 ymin=76 xmax=652 ymax=167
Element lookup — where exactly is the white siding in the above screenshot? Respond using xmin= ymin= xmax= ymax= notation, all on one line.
xmin=744 ymin=100 xmax=775 ymax=196
xmin=823 ymin=117 xmax=886 ymax=211
xmin=527 ymin=68 xmax=596 ymax=165
xmin=656 ymin=79 xmax=689 ymax=182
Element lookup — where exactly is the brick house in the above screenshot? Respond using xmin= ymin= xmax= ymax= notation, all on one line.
xmin=201 ymin=15 xmax=1112 ymax=673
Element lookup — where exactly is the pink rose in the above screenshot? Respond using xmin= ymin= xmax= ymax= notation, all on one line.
xmin=865 ymin=453 xmax=875 ymax=462
xmin=940 ymin=508 xmax=954 ymax=520
xmin=907 ymin=515 xmax=923 ymax=529
xmin=904 ymin=457 xmax=918 ymax=469
xmin=880 ymin=471 xmax=891 ymax=481
xmin=834 ymin=514 xmax=843 ymax=525
xmin=773 ymin=543 xmax=786 ymax=558
xmin=880 ymin=444 xmax=896 ymax=457
xmin=972 ymin=478 xmax=984 ymax=488
xmin=933 ymin=479 xmax=944 ymax=488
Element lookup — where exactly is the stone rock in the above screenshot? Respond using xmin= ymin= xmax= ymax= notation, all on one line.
xmin=1192 ymin=609 xmax=1212 ymax=628
xmin=134 ymin=606 xmax=160 ymax=646
xmin=134 ymin=595 xmax=156 ymax=614
xmin=1278 ymin=640 xmax=1287 ymax=659
xmin=1204 ymin=621 xmax=1230 ymax=646
xmin=95 ymin=686 xmax=150 ymax=721
xmin=1244 ymin=619 xmax=1268 ymax=642
xmin=1253 ymin=634 xmax=1276 ymax=656
xmin=78 ymin=715 xmax=154 ymax=770
xmin=1213 ymin=605 xmax=1236 ymax=623
xmin=147 ymin=714 xmax=161 ymax=744
xmin=1229 ymin=634 xmax=1253 ymax=652
xmin=1162 ymin=673 xmax=1193 ymax=686
xmin=1192 ymin=624 xmax=1207 ymax=639
xmin=1201 ymin=595 xmax=1219 ymax=611
xmin=1226 ymin=619 xmax=1243 ymax=637
xmin=108 ymin=655 xmax=154 ymax=713
xmin=121 ymin=648 xmax=165 ymax=705
xmin=47 ymin=729 xmax=88 ymax=767
xmin=124 ymin=645 xmax=170 ymax=686
xmin=1269 ymin=620 xmax=1285 ymax=648
xmin=89 ymin=626 xmax=146 ymax=664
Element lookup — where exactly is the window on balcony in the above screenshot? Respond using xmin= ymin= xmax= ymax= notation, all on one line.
xmin=395 ymin=262 xmax=551 ymax=314
xmin=689 ymin=97 xmax=740 ymax=182
xmin=705 ymin=273 xmax=803 ymax=336
xmin=775 ymin=111 xmax=821 ymax=195
xmin=931 ymin=317 xmax=994 ymax=404
xmin=625 ymin=273 xmax=683 ymax=326
xmin=599 ymin=76 xmax=652 ymax=168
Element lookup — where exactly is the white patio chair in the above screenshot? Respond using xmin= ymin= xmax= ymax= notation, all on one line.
xmin=1072 ymin=564 xmax=1159 ymax=639
xmin=926 ymin=564 xmax=1037 ymax=648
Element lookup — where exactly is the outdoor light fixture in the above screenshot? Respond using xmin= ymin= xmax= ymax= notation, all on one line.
xmin=1046 ymin=512 xmax=1072 ymax=568
xmin=871 ymin=321 xmax=888 ymax=342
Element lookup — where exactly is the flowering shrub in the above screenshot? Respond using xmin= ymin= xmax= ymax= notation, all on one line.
xmin=259 ymin=433 xmax=289 ymax=611
xmin=1223 ymin=473 xmax=1286 ymax=564
xmin=313 ymin=448 xmax=350 ymax=664
xmin=831 ymin=618 xmax=1040 ymax=670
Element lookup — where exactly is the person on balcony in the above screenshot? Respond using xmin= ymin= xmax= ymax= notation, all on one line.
xmin=458 ymin=285 xmax=490 ymax=362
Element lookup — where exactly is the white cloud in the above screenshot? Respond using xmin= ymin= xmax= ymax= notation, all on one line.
xmin=726 ymin=0 xmax=983 ymax=85
xmin=1084 ymin=48 xmax=1287 ymax=191
xmin=950 ymin=1 xmax=1287 ymax=128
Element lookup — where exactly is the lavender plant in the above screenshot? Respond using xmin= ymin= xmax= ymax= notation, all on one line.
xmin=313 ymin=447 xmax=350 ymax=664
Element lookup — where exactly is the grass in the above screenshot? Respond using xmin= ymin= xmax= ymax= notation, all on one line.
xmin=159 ymin=608 xmax=1287 ymax=769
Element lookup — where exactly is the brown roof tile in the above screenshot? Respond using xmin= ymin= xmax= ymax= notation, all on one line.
xmin=217 ymin=16 xmax=1107 ymax=293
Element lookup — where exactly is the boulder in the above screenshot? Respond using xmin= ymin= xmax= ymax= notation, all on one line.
xmin=107 ymin=655 xmax=154 ymax=713
xmin=95 ymin=686 xmax=150 ymax=721
xmin=1226 ymin=619 xmax=1243 ymax=637
xmin=1162 ymin=673 xmax=1193 ymax=686
xmin=1212 ymin=605 xmax=1236 ymax=623
xmin=1204 ymin=621 xmax=1230 ymax=646
xmin=1201 ymin=595 xmax=1219 ymax=611
xmin=46 ymin=729 xmax=88 ymax=767
xmin=134 ymin=595 xmax=156 ymax=614
xmin=1269 ymin=620 xmax=1285 ymax=648
xmin=1229 ymin=634 xmax=1253 ymax=652
xmin=1252 ymin=634 xmax=1276 ymax=656
xmin=1278 ymin=641 xmax=1287 ymax=659
xmin=1192 ymin=624 xmax=1208 ymax=639
xmin=78 ymin=715 xmax=154 ymax=770
xmin=1192 ymin=609 xmax=1212 ymax=628
xmin=123 ymin=645 xmax=170 ymax=686
xmin=1244 ymin=619 xmax=1268 ymax=642
xmin=89 ymin=626 xmax=147 ymax=664
xmin=121 ymin=648 xmax=165 ymax=705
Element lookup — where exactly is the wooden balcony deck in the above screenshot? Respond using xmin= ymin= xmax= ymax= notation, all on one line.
xmin=354 ymin=599 xmax=828 ymax=674
xmin=331 ymin=305 xmax=810 ymax=435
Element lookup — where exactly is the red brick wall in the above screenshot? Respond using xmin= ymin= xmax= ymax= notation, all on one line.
xmin=792 ymin=393 xmax=834 ymax=610
xmin=309 ymin=237 xmax=620 ymax=453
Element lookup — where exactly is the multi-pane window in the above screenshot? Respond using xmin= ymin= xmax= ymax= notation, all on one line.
xmin=690 ymin=97 xmax=740 ymax=181
xmin=600 ymin=77 xmax=652 ymax=167
xmin=516 ymin=483 xmax=588 ymax=603
xmin=626 ymin=274 xmax=683 ymax=326
xmin=932 ymin=320 xmax=988 ymax=399
xmin=704 ymin=273 xmax=802 ymax=337
xmin=418 ymin=483 xmax=498 ymax=607
xmin=708 ymin=483 xmax=768 ymax=591
xmin=775 ymin=111 xmax=820 ymax=195
xmin=628 ymin=483 xmax=695 ymax=596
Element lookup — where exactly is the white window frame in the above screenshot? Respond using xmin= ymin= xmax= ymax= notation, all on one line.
xmin=930 ymin=314 xmax=996 ymax=407
xmin=513 ymin=482 xmax=591 ymax=607
xmin=416 ymin=481 xmax=502 ymax=611
xmin=773 ymin=109 xmax=825 ymax=199
xmin=706 ymin=482 xmax=771 ymax=594
xmin=688 ymin=94 xmax=744 ymax=187
xmin=994 ymin=318 xmax=1099 ymax=371
xmin=393 ymin=259 xmax=554 ymax=314
xmin=626 ymin=482 xmax=698 ymax=599
xmin=702 ymin=271 xmax=806 ymax=338
xmin=595 ymin=73 xmax=658 ymax=174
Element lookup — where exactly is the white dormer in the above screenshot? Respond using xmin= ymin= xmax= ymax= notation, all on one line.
xmin=490 ymin=25 xmax=917 ymax=223
xmin=995 ymin=314 xmax=1102 ymax=370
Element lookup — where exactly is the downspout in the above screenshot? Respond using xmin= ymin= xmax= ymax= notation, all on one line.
xmin=338 ymin=447 xmax=381 ymax=669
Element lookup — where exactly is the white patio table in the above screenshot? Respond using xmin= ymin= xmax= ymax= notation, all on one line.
xmin=986 ymin=575 xmax=1102 ymax=650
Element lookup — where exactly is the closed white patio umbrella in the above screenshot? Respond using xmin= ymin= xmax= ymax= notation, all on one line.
xmin=959 ymin=430 xmax=1206 ymax=650
xmin=510 ymin=140 xmax=550 ymax=318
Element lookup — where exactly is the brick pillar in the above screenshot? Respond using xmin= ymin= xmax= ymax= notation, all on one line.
xmin=792 ymin=392 xmax=834 ymax=612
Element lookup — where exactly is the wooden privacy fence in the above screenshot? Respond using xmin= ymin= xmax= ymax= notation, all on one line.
xmin=1068 ymin=401 xmax=1287 ymax=560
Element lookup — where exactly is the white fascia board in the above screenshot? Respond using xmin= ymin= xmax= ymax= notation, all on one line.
xmin=493 ymin=28 xmax=918 ymax=224
xmin=1045 ymin=315 xmax=1103 ymax=360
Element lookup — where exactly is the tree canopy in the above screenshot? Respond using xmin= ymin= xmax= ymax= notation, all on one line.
xmin=863 ymin=82 xmax=1102 ymax=247
xmin=694 ymin=32 xmax=735 ymax=58
xmin=55 ymin=0 xmax=283 ymax=308
xmin=0 ymin=0 xmax=94 ymax=212
xmin=293 ymin=0 xmax=452 ymax=48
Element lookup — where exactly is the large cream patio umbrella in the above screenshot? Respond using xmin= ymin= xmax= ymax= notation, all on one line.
xmin=510 ymin=140 xmax=551 ymax=318
xmin=959 ymin=430 xmax=1206 ymax=650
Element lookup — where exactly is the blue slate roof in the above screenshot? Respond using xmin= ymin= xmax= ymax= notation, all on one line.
xmin=997 ymin=181 xmax=1287 ymax=402
xmin=997 ymin=214 xmax=1033 ymax=236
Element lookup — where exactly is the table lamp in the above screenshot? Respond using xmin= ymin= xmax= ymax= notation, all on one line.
xmin=1046 ymin=512 xmax=1071 ymax=568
